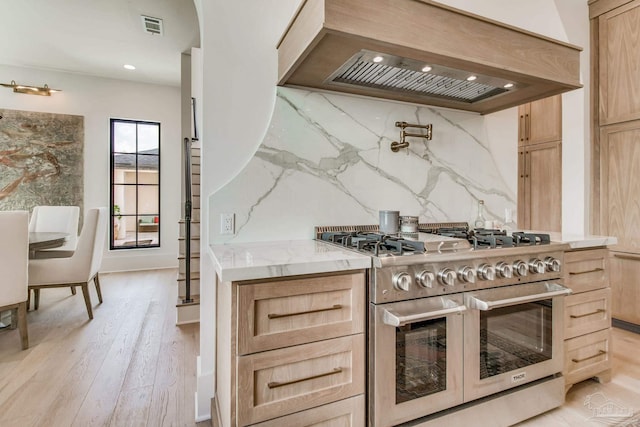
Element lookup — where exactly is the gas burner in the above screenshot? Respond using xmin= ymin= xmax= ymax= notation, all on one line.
xmin=320 ymin=231 xmax=425 ymax=256
xmin=512 ymin=232 xmax=551 ymax=246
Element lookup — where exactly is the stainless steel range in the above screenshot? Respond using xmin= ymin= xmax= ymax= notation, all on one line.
xmin=317 ymin=223 xmax=572 ymax=427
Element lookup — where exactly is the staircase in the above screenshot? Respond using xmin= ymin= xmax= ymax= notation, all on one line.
xmin=176 ymin=139 xmax=200 ymax=325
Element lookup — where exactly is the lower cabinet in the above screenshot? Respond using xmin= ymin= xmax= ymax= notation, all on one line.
xmin=249 ymin=395 xmax=365 ymax=427
xmin=609 ymin=251 xmax=640 ymax=326
xmin=216 ymin=270 xmax=366 ymax=427
xmin=237 ymin=335 xmax=364 ymax=426
xmin=563 ymin=248 xmax=612 ymax=391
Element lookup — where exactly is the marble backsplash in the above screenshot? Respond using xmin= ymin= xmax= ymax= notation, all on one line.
xmin=210 ymin=87 xmax=516 ymax=243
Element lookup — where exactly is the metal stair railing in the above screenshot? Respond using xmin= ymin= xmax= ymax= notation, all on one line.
xmin=182 ymin=137 xmax=193 ymax=304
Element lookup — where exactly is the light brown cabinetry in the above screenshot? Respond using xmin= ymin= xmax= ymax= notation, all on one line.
xmin=591 ymin=0 xmax=640 ymax=329
xmin=609 ymin=252 xmax=640 ymax=325
xmin=215 ymin=270 xmax=366 ymax=427
xmin=517 ymin=95 xmax=562 ymax=231
xmin=518 ymin=95 xmax=562 ymax=146
xmin=563 ymin=248 xmax=612 ymax=391
xmin=597 ymin=0 xmax=640 ymax=125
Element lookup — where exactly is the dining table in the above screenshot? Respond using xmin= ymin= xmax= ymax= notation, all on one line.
xmin=28 ymin=232 xmax=68 ymax=255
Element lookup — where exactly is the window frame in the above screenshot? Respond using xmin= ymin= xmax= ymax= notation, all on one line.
xmin=109 ymin=118 xmax=161 ymax=250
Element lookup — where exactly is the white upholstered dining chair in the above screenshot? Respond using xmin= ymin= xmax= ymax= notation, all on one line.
xmin=0 ymin=211 xmax=30 ymax=349
xmin=28 ymin=207 xmax=107 ymax=320
xmin=29 ymin=205 xmax=80 ymax=258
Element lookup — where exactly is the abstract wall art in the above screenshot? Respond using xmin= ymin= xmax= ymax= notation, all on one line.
xmin=0 ymin=108 xmax=83 ymax=212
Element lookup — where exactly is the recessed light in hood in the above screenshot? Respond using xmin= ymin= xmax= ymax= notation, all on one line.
xmin=328 ymin=50 xmax=517 ymax=104
xmin=277 ymin=0 xmax=582 ymax=115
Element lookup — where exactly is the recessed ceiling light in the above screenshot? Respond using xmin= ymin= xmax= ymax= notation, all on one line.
xmin=124 ymin=64 xmax=136 ymax=70
xmin=504 ymin=83 xmax=514 ymax=89
xmin=373 ymin=56 xmax=384 ymax=63
xmin=421 ymin=65 xmax=432 ymax=72
xmin=466 ymin=75 xmax=477 ymax=81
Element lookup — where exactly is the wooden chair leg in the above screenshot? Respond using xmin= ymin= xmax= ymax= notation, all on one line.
xmin=80 ymin=283 xmax=93 ymax=320
xmin=27 ymin=289 xmax=31 ymax=311
xmin=34 ymin=289 xmax=40 ymax=310
xmin=94 ymin=273 xmax=103 ymax=304
xmin=17 ymin=301 xmax=29 ymax=350
xmin=71 ymin=287 xmax=77 ymax=295
xmin=9 ymin=307 xmax=18 ymax=329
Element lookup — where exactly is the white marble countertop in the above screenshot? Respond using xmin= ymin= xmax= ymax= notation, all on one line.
xmin=209 ymin=240 xmax=371 ymax=282
xmin=548 ymin=232 xmax=617 ymax=249
xmin=521 ymin=230 xmax=617 ymax=249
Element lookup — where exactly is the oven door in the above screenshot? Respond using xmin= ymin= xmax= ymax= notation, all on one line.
xmin=370 ymin=295 xmax=466 ymax=426
xmin=463 ymin=282 xmax=571 ymax=402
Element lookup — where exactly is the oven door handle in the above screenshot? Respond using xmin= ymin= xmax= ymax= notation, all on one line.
xmin=382 ymin=301 xmax=466 ymax=327
xmin=467 ymin=283 xmax=571 ymax=311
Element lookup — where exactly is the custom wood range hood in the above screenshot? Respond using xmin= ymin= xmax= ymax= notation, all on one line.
xmin=277 ymin=0 xmax=583 ymax=114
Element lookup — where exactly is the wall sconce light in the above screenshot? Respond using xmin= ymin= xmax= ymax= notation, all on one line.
xmin=0 ymin=80 xmax=61 ymax=96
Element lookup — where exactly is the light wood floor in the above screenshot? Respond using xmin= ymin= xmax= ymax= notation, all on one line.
xmin=0 ymin=269 xmax=211 ymax=427
xmin=1 ymin=270 xmax=638 ymax=427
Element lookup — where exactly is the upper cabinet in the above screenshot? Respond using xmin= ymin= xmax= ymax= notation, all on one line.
xmin=517 ymin=95 xmax=563 ymax=231
xmin=278 ymin=0 xmax=583 ymax=115
xmin=518 ymin=95 xmax=562 ymax=146
xmin=598 ymin=0 xmax=640 ymax=125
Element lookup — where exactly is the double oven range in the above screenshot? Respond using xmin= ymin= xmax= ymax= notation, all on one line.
xmin=317 ymin=223 xmax=571 ymax=427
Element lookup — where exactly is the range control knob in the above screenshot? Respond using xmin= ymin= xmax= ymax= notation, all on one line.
xmin=477 ymin=264 xmax=496 ymax=281
xmin=529 ymin=258 xmax=546 ymax=274
xmin=496 ymin=262 xmax=513 ymax=278
xmin=513 ymin=260 xmax=528 ymax=277
xmin=438 ymin=268 xmax=457 ymax=287
xmin=544 ymin=256 xmax=561 ymax=272
xmin=392 ymin=272 xmax=412 ymax=292
xmin=416 ymin=270 xmax=436 ymax=288
xmin=458 ymin=266 xmax=476 ymax=284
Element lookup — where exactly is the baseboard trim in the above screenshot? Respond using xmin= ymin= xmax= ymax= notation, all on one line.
xmin=613 ymin=318 xmax=640 ymax=334
xmin=176 ymin=302 xmax=200 ymax=325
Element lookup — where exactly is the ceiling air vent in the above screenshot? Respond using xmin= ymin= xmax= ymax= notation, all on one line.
xmin=327 ymin=50 xmax=511 ymax=104
xmin=141 ymin=15 xmax=163 ymax=36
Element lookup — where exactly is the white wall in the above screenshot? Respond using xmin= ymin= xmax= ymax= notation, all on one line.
xmin=196 ymin=0 xmax=590 ymax=419
xmin=436 ymin=0 xmax=591 ymax=234
xmin=0 ymin=64 xmax=182 ymax=271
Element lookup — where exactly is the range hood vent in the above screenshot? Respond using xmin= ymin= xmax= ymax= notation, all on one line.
xmin=277 ymin=0 xmax=582 ymax=114
xmin=330 ymin=50 xmax=511 ymax=103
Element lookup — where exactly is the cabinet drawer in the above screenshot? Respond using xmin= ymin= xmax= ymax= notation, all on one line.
xmin=237 ymin=335 xmax=365 ymax=426
xmin=564 ymin=249 xmax=609 ymax=293
xmin=564 ymin=288 xmax=611 ymax=339
xmin=564 ymin=329 xmax=611 ymax=386
xmin=249 ymin=395 xmax=365 ymax=427
xmin=237 ymin=271 xmax=365 ymax=354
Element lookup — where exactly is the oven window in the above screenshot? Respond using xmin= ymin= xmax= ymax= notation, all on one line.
xmin=480 ymin=299 xmax=553 ymax=379
xmin=396 ymin=318 xmax=447 ymax=403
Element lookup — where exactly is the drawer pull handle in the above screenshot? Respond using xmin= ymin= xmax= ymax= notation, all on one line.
xmin=267 ymin=304 xmax=342 ymax=319
xmin=569 ymin=268 xmax=604 ymax=276
xmin=267 ymin=367 xmax=343 ymax=389
xmin=614 ymin=253 xmax=640 ymax=261
xmin=570 ymin=309 xmax=605 ymax=319
xmin=572 ymin=350 xmax=606 ymax=364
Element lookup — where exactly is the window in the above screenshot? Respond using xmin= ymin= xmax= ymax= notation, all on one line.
xmin=110 ymin=119 xmax=160 ymax=249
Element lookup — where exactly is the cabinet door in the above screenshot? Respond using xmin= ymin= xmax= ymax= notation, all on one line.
xmin=600 ymin=121 xmax=640 ymax=252
xmin=609 ymin=251 xmax=640 ymax=325
xmin=564 ymin=249 xmax=609 ymax=294
xmin=237 ymin=335 xmax=365 ymax=426
xmin=237 ymin=271 xmax=365 ymax=355
xmin=518 ymin=96 xmax=562 ymax=146
xmin=518 ymin=141 xmax=562 ymax=231
xmin=599 ymin=0 xmax=640 ymax=125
